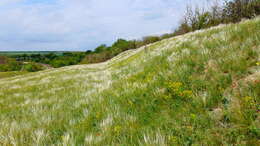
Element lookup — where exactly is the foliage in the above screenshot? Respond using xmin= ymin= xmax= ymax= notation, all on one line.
xmin=23 ymin=62 xmax=43 ymax=72
xmin=222 ymin=0 xmax=260 ymax=23
xmin=81 ymin=39 xmax=137 ymax=64
xmin=174 ymin=0 xmax=260 ymax=35
xmin=10 ymin=52 xmax=86 ymax=68
xmin=0 ymin=57 xmax=22 ymax=72
xmin=0 ymin=56 xmax=8 ymax=64
xmin=0 ymin=56 xmax=45 ymax=72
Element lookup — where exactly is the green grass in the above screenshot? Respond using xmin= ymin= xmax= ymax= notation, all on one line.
xmin=0 ymin=18 xmax=259 ymax=145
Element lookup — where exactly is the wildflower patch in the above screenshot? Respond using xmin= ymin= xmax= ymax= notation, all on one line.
xmin=165 ymin=81 xmax=194 ymax=100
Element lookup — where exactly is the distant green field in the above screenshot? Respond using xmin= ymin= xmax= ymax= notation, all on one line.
xmin=0 ymin=51 xmax=84 ymax=56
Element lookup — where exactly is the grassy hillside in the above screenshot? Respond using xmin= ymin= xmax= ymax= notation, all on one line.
xmin=0 ymin=18 xmax=259 ymax=145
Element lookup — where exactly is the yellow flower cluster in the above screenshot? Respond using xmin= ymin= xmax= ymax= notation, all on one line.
xmin=256 ymin=62 xmax=260 ymax=66
xmin=168 ymin=82 xmax=183 ymax=91
xmin=181 ymin=90 xmax=193 ymax=98
xmin=166 ymin=81 xmax=193 ymax=99
xmin=243 ymin=96 xmax=256 ymax=108
xmin=163 ymin=95 xmax=171 ymax=100
xmin=113 ymin=126 xmax=122 ymax=134
xmin=168 ymin=136 xmax=178 ymax=143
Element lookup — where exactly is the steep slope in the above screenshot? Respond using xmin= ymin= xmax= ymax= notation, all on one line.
xmin=0 ymin=18 xmax=259 ymax=145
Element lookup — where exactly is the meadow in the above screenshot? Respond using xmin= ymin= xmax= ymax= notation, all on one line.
xmin=0 ymin=18 xmax=259 ymax=145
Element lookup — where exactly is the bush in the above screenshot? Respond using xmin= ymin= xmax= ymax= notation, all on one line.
xmin=142 ymin=36 xmax=161 ymax=44
xmin=223 ymin=0 xmax=260 ymax=23
xmin=175 ymin=0 xmax=260 ymax=34
xmin=0 ymin=56 xmax=8 ymax=64
xmin=23 ymin=63 xmax=43 ymax=72
xmin=0 ymin=57 xmax=22 ymax=72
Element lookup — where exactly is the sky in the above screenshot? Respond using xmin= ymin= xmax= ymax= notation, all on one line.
xmin=0 ymin=0 xmax=217 ymax=51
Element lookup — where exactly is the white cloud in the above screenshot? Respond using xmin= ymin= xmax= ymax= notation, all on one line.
xmin=0 ymin=0 xmax=215 ymax=51
xmin=0 ymin=0 xmax=22 ymax=6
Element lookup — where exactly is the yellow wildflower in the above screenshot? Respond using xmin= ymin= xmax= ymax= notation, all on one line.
xmin=163 ymin=95 xmax=171 ymax=100
xmin=167 ymin=82 xmax=183 ymax=93
xmin=168 ymin=136 xmax=178 ymax=143
xmin=128 ymin=100 xmax=133 ymax=105
xmin=171 ymin=82 xmax=183 ymax=89
xmin=182 ymin=90 xmax=193 ymax=97
xmin=256 ymin=62 xmax=260 ymax=66
xmin=243 ymin=96 xmax=256 ymax=107
xmin=190 ymin=114 xmax=197 ymax=120
xmin=113 ymin=126 xmax=121 ymax=134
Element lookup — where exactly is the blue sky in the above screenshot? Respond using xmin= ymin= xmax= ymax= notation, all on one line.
xmin=0 ymin=0 xmax=218 ymax=51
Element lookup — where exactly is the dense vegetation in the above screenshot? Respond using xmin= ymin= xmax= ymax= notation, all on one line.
xmin=0 ymin=18 xmax=259 ymax=145
xmin=82 ymin=0 xmax=260 ymax=64
xmin=0 ymin=56 xmax=44 ymax=79
xmin=0 ymin=56 xmax=7 ymax=64
xmin=11 ymin=52 xmax=85 ymax=68
xmin=0 ymin=56 xmax=44 ymax=72
xmin=0 ymin=52 xmax=86 ymax=74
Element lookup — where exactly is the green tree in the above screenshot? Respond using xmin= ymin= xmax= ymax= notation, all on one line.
xmin=23 ymin=63 xmax=43 ymax=72
xmin=94 ymin=44 xmax=107 ymax=53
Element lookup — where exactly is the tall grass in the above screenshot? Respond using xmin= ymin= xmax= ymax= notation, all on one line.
xmin=0 ymin=18 xmax=259 ymax=145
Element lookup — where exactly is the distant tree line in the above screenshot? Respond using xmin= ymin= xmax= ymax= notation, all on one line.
xmin=10 ymin=52 xmax=85 ymax=68
xmin=0 ymin=52 xmax=86 ymax=72
xmin=81 ymin=0 xmax=260 ymax=64
xmin=0 ymin=56 xmax=43 ymax=72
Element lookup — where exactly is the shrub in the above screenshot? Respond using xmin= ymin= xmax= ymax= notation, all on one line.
xmin=0 ymin=56 xmax=8 ymax=64
xmin=0 ymin=57 xmax=22 ymax=72
xmin=223 ymin=0 xmax=260 ymax=23
xmin=23 ymin=62 xmax=43 ymax=72
xmin=174 ymin=0 xmax=260 ymax=35
xmin=142 ymin=36 xmax=161 ymax=44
